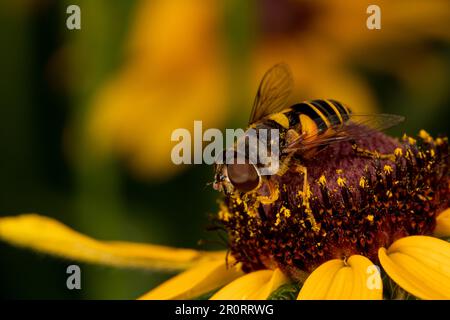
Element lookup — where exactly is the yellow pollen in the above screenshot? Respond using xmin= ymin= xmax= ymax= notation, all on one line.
xmin=430 ymin=149 xmax=435 ymax=157
xmin=405 ymin=149 xmax=413 ymax=159
xmin=280 ymin=206 xmax=291 ymax=219
xmin=386 ymin=190 xmax=393 ymax=198
xmin=274 ymin=206 xmax=291 ymax=226
xmin=408 ymin=137 xmax=417 ymax=145
xmin=337 ymin=177 xmax=346 ymax=187
xmin=218 ymin=203 xmax=231 ymax=222
xmin=274 ymin=213 xmax=281 ymax=226
xmin=247 ymin=209 xmax=257 ymax=218
xmin=383 ymin=165 xmax=393 ymax=174
xmin=366 ymin=214 xmax=374 ymax=222
xmin=336 ymin=169 xmax=344 ymax=174
xmin=394 ymin=148 xmax=403 ymax=157
xmin=318 ymin=175 xmax=327 ymax=186
xmin=234 ymin=194 xmax=243 ymax=205
xmin=359 ymin=177 xmax=367 ymax=188
xmin=419 ymin=129 xmax=433 ymax=143
xmin=436 ymin=137 xmax=444 ymax=146
xmin=307 ymin=215 xmax=320 ymax=232
xmin=298 ymin=186 xmax=313 ymax=201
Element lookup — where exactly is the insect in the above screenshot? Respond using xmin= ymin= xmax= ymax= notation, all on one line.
xmin=213 ymin=63 xmax=405 ymax=203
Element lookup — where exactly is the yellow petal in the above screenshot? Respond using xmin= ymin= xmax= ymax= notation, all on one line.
xmin=434 ymin=208 xmax=450 ymax=238
xmin=138 ymin=259 xmax=243 ymax=300
xmin=298 ymin=255 xmax=382 ymax=300
xmin=210 ymin=269 xmax=289 ymax=300
xmin=378 ymin=235 xmax=450 ymax=299
xmin=0 ymin=214 xmax=222 ymax=271
xmin=250 ymin=269 xmax=290 ymax=300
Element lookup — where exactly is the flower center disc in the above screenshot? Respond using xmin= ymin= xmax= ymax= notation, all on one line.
xmin=217 ymin=130 xmax=449 ymax=279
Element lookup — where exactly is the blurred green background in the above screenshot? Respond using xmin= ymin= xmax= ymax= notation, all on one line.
xmin=0 ymin=0 xmax=449 ymax=299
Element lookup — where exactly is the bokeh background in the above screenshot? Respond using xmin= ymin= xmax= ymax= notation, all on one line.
xmin=0 ymin=0 xmax=449 ymax=299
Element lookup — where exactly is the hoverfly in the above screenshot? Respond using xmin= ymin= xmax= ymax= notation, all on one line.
xmin=213 ymin=63 xmax=404 ymax=201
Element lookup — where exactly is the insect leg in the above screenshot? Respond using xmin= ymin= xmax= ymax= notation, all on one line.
xmin=294 ymin=164 xmax=320 ymax=233
xmin=352 ymin=144 xmax=396 ymax=161
xmin=275 ymin=153 xmax=293 ymax=177
xmin=256 ymin=180 xmax=280 ymax=205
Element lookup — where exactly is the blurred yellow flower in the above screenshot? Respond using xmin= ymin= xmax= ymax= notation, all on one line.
xmin=87 ymin=0 xmax=228 ymax=179
xmin=251 ymin=0 xmax=450 ymax=113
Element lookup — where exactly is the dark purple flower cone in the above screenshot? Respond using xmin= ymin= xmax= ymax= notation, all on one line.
xmin=217 ymin=130 xmax=449 ymax=280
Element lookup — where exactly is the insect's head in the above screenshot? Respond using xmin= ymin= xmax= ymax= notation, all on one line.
xmin=213 ymin=151 xmax=262 ymax=195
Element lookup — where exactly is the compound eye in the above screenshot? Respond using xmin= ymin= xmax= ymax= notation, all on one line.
xmin=226 ymin=163 xmax=260 ymax=193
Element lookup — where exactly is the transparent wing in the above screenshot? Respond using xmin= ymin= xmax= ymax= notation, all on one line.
xmin=284 ymin=113 xmax=405 ymax=153
xmin=249 ymin=63 xmax=294 ymax=125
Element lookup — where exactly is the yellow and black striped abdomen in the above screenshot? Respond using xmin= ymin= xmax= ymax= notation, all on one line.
xmin=284 ymin=99 xmax=352 ymax=135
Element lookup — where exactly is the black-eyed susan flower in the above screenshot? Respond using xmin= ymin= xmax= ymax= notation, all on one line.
xmin=0 ymin=129 xmax=449 ymax=299
xmin=215 ymin=129 xmax=450 ymax=299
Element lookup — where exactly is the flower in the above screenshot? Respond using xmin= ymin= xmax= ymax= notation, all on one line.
xmin=86 ymin=0 xmax=228 ymax=179
xmin=216 ymin=129 xmax=450 ymax=299
xmin=250 ymin=0 xmax=450 ymax=115
xmin=0 ymin=214 xmax=243 ymax=299
xmin=0 ymin=130 xmax=449 ymax=299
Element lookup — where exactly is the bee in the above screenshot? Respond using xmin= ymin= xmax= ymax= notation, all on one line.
xmin=213 ymin=63 xmax=404 ymax=204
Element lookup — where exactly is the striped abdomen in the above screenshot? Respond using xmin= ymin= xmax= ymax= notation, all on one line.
xmin=264 ymin=99 xmax=352 ymax=136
